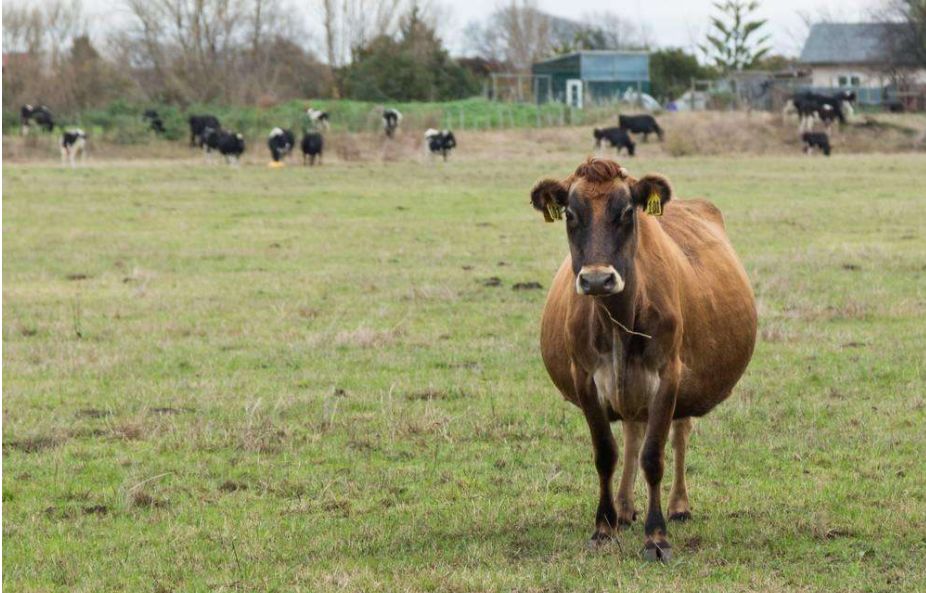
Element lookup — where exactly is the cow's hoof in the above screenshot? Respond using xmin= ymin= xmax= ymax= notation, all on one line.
xmin=668 ymin=511 xmax=692 ymax=522
xmin=587 ymin=532 xmax=614 ymax=550
xmin=642 ymin=541 xmax=672 ymax=562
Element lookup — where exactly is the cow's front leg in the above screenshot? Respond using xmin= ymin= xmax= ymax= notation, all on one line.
xmin=640 ymin=361 xmax=680 ymax=561
xmin=578 ymin=372 xmax=618 ymax=548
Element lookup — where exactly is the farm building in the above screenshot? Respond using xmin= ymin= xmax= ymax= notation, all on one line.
xmin=799 ymin=22 xmax=926 ymax=108
xmin=531 ymin=50 xmax=650 ymax=107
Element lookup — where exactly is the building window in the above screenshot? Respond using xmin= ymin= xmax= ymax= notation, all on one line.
xmin=837 ymin=75 xmax=861 ymax=87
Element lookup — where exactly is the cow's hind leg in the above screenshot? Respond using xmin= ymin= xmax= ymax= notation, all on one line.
xmin=667 ymin=417 xmax=693 ymax=521
xmin=616 ymin=420 xmax=644 ymax=527
xmin=578 ymin=371 xmax=619 ymax=548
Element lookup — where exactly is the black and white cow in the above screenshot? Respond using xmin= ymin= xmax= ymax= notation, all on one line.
xmin=383 ymin=108 xmax=402 ymax=138
xmin=306 ymin=108 xmax=330 ymax=131
xmin=425 ymin=129 xmax=456 ymax=161
xmin=268 ymin=127 xmax=296 ymax=162
xmin=143 ymin=109 xmax=166 ymax=134
xmin=301 ymin=132 xmax=324 ymax=166
xmin=593 ymin=127 xmax=635 ymax=156
xmin=784 ymin=91 xmax=855 ymax=132
xmin=21 ymin=104 xmax=55 ymax=135
xmin=801 ymin=132 xmax=831 ymax=156
xmin=189 ymin=114 xmax=221 ymax=147
xmin=60 ymin=129 xmax=87 ymax=167
xmin=618 ymin=114 xmax=664 ymax=142
xmin=202 ymin=128 xmax=245 ymax=164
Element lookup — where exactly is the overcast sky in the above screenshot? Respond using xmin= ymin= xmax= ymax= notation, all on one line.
xmin=81 ymin=0 xmax=878 ymax=59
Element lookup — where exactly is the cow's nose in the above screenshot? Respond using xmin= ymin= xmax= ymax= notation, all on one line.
xmin=577 ymin=267 xmax=624 ymax=296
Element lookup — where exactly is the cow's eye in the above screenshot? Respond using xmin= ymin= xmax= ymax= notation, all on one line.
xmin=617 ymin=206 xmax=633 ymax=225
xmin=565 ymin=209 xmax=577 ymax=225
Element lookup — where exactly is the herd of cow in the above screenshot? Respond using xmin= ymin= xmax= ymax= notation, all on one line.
xmin=19 ymin=90 xmax=858 ymax=166
xmin=19 ymin=103 xmax=459 ymax=167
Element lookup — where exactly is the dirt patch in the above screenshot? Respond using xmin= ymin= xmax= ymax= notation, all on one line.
xmin=149 ymin=406 xmax=193 ymax=415
xmin=512 ymin=281 xmax=543 ymax=291
xmin=129 ymin=489 xmax=167 ymax=509
xmin=404 ymin=388 xmax=467 ymax=401
xmin=76 ymin=408 xmax=111 ymax=419
xmin=219 ymin=480 xmax=248 ymax=493
xmin=65 ymin=273 xmax=90 ymax=281
xmin=842 ymin=263 xmax=862 ymax=271
xmin=83 ymin=505 xmax=109 ymax=515
xmin=481 ymin=277 xmax=502 ymax=287
xmin=3 ymin=435 xmax=63 ymax=454
xmin=683 ymin=535 xmax=704 ymax=552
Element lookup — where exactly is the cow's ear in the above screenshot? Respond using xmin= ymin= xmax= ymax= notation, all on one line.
xmin=530 ymin=178 xmax=569 ymax=223
xmin=630 ymin=174 xmax=672 ymax=216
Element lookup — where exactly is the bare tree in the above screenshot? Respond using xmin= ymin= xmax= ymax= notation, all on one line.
xmin=316 ymin=0 xmax=406 ymax=67
xmin=464 ymin=1 xmax=551 ymax=72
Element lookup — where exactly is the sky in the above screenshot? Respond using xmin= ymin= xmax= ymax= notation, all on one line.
xmin=78 ymin=0 xmax=878 ymax=59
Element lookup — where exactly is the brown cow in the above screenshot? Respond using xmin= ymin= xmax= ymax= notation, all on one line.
xmin=530 ymin=158 xmax=756 ymax=561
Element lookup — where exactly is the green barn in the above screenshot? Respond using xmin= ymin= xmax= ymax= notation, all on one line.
xmin=532 ymin=50 xmax=651 ymax=107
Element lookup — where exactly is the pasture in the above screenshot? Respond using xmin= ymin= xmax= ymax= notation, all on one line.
xmin=3 ymin=146 xmax=925 ymax=592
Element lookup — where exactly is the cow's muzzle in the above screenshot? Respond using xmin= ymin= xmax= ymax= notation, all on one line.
xmin=576 ymin=265 xmax=624 ymax=296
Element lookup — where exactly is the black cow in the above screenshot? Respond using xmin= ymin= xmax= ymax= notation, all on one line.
xmin=268 ymin=127 xmax=296 ymax=162
xmin=306 ymin=108 xmax=330 ymax=131
xmin=785 ymin=91 xmax=855 ymax=131
xmin=801 ymin=132 xmax=831 ymax=156
xmin=143 ymin=109 xmax=166 ymax=134
xmin=593 ymin=127 xmax=635 ymax=156
xmin=189 ymin=114 xmax=221 ymax=147
xmin=21 ymin=104 xmax=55 ymax=135
xmin=59 ymin=129 xmax=87 ymax=167
xmin=425 ymin=129 xmax=457 ymax=161
xmin=301 ymin=132 xmax=324 ymax=166
xmin=202 ymin=128 xmax=244 ymax=164
xmin=618 ymin=114 xmax=663 ymax=142
xmin=383 ymin=108 xmax=402 ymax=138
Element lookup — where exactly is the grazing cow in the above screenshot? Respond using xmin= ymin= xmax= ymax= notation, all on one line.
xmin=301 ymin=132 xmax=324 ymax=166
xmin=20 ymin=104 xmax=55 ymax=135
xmin=801 ymin=132 xmax=831 ymax=156
xmin=59 ymin=129 xmax=87 ymax=167
xmin=202 ymin=128 xmax=245 ymax=164
xmin=268 ymin=127 xmax=296 ymax=162
xmin=530 ymin=158 xmax=756 ymax=561
xmin=594 ymin=127 xmax=636 ymax=156
xmin=784 ymin=91 xmax=855 ymax=132
xmin=383 ymin=108 xmax=402 ymax=138
xmin=306 ymin=108 xmax=330 ymax=131
xmin=618 ymin=114 xmax=664 ymax=142
xmin=143 ymin=109 xmax=166 ymax=134
xmin=425 ymin=129 xmax=457 ymax=161
xmin=189 ymin=114 xmax=221 ymax=147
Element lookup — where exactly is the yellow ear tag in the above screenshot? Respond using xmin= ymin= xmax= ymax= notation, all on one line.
xmin=544 ymin=203 xmax=563 ymax=223
xmin=645 ymin=191 xmax=663 ymax=217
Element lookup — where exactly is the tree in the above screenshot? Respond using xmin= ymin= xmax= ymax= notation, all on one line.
xmin=699 ymin=0 xmax=771 ymax=72
xmin=879 ymin=0 xmax=926 ymax=69
xmin=341 ymin=6 xmax=479 ymax=101
xmin=649 ymin=48 xmax=715 ymax=101
xmin=464 ymin=1 xmax=552 ymax=72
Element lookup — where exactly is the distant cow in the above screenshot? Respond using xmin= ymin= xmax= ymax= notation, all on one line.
xmin=59 ymin=129 xmax=87 ymax=167
xmin=425 ymin=129 xmax=457 ymax=161
xmin=21 ymin=104 xmax=55 ymax=135
xmin=383 ymin=108 xmax=402 ymax=138
xmin=203 ymin=128 xmax=245 ymax=164
xmin=619 ymin=114 xmax=663 ymax=142
xmin=143 ymin=109 xmax=166 ymax=134
xmin=301 ymin=132 xmax=324 ymax=166
xmin=189 ymin=114 xmax=221 ymax=147
xmin=784 ymin=91 xmax=855 ymax=132
xmin=529 ymin=157 xmax=756 ymax=561
xmin=801 ymin=132 xmax=831 ymax=156
xmin=268 ymin=127 xmax=296 ymax=162
xmin=594 ymin=127 xmax=635 ymax=156
xmin=306 ymin=108 xmax=330 ymax=131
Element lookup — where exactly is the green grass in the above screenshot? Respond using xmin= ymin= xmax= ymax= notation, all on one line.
xmin=3 ymin=151 xmax=926 ymax=592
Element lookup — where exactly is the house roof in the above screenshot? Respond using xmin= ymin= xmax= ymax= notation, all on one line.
xmin=799 ymin=22 xmax=903 ymax=65
xmin=533 ymin=50 xmax=649 ymax=67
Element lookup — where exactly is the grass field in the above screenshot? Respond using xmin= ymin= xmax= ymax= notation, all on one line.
xmin=3 ymin=147 xmax=926 ymax=592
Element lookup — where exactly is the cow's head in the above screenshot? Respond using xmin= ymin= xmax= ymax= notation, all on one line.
xmin=530 ymin=158 xmax=672 ymax=296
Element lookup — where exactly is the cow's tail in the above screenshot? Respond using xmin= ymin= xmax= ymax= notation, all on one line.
xmin=654 ymin=122 xmax=664 ymax=141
